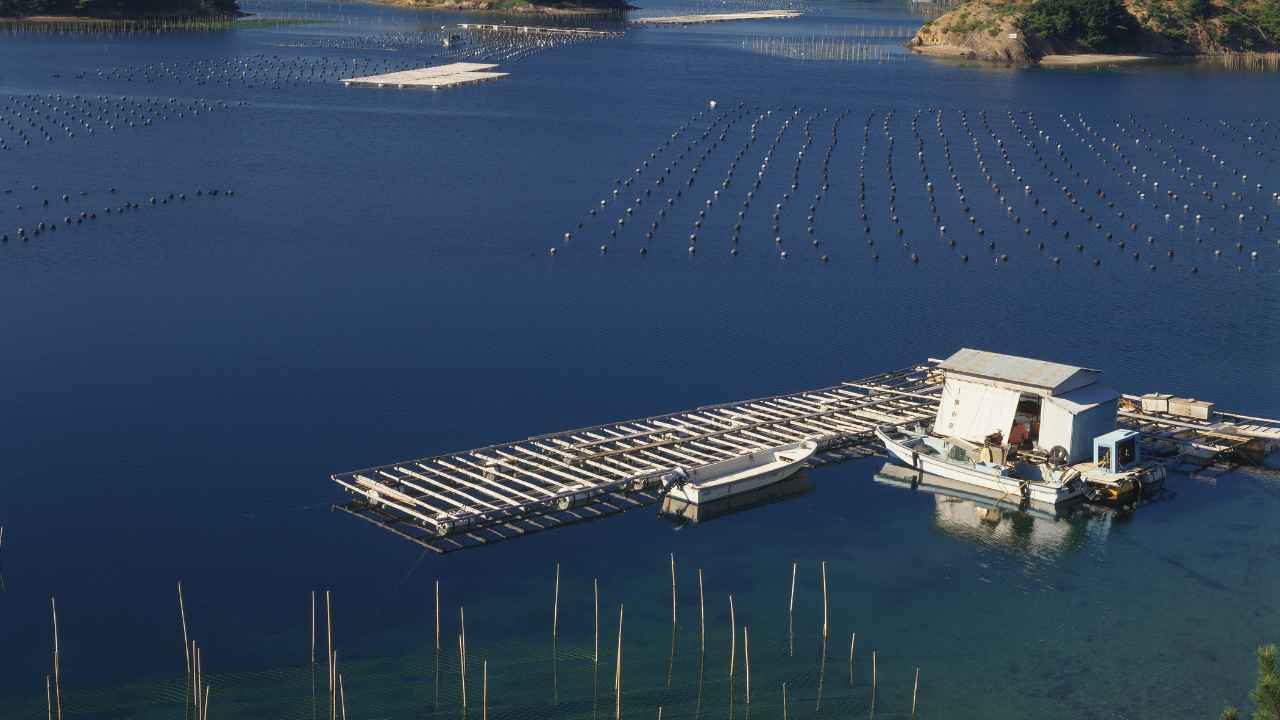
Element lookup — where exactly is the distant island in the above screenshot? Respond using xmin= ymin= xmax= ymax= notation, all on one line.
xmin=0 ymin=0 xmax=241 ymax=18
xmin=909 ymin=0 xmax=1280 ymax=64
xmin=373 ymin=0 xmax=633 ymax=14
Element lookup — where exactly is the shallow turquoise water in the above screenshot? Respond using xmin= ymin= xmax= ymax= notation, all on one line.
xmin=0 ymin=0 xmax=1277 ymax=717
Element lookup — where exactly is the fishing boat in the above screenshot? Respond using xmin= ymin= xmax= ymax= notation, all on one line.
xmin=662 ymin=439 xmax=818 ymax=505
xmin=877 ymin=349 xmax=1166 ymax=508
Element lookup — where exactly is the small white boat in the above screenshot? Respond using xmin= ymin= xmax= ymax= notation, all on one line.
xmin=664 ymin=440 xmax=818 ymax=504
xmin=875 ymin=423 xmax=1086 ymax=506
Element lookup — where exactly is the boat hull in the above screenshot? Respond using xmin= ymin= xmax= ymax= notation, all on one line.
xmin=876 ymin=427 xmax=1084 ymax=507
xmin=666 ymin=440 xmax=817 ymax=505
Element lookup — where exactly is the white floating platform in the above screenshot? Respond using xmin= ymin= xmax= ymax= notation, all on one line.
xmin=341 ymin=63 xmax=508 ymax=89
xmin=631 ymin=10 xmax=803 ymax=25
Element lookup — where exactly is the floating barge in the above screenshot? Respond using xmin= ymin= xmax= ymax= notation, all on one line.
xmin=340 ymin=63 xmax=508 ymax=89
xmin=630 ymin=10 xmax=803 ymax=25
xmin=333 ymin=359 xmax=1279 ymax=553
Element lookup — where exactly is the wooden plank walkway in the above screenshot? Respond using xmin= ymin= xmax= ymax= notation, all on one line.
xmin=334 ymin=361 xmax=1279 ymax=553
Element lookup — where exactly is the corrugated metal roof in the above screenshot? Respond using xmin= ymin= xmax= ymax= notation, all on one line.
xmin=1044 ymin=383 xmax=1120 ymax=414
xmin=938 ymin=348 xmax=1100 ymax=395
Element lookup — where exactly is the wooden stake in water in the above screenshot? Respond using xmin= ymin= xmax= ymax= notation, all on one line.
xmin=912 ymin=667 xmax=920 ymax=719
xmin=821 ymin=560 xmax=829 ymax=640
xmin=782 ymin=682 xmax=789 ymax=720
xmin=848 ymin=633 xmax=857 ymax=687
xmin=483 ymin=660 xmax=489 ymax=720
xmin=45 ymin=675 xmax=51 ymax=720
xmin=788 ymin=561 xmax=797 ymax=657
xmin=614 ymin=605 xmax=624 ymax=720
xmin=697 ymin=569 xmax=705 ymax=655
xmin=51 ymin=597 xmax=62 ymax=720
xmin=310 ymin=591 xmax=316 ymax=666
xmin=338 ymin=674 xmax=347 ymax=720
xmin=459 ymin=633 xmax=467 ymax=709
xmin=670 ymin=553 xmax=677 ymax=628
xmin=728 ymin=595 xmax=736 ymax=676
xmin=202 ymin=685 xmax=210 ymax=720
xmin=870 ymin=650 xmax=877 ymax=716
xmin=326 ymin=592 xmax=335 ymax=720
xmin=743 ymin=626 xmax=751 ymax=705
xmin=788 ymin=561 xmax=797 ymax=616
xmin=553 ymin=563 xmax=560 ymax=640
xmin=179 ymin=582 xmax=191 ymax=674
xmin=593 ymin=578 xmax=600 ymax=665
xmin=435 ymin=579 xmax=441 ymax=654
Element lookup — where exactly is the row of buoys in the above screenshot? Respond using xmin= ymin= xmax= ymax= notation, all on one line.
xmin=550 ymin=100 xmax=1272 ymax=272
xmin=3 ymin=187 xmax=236 ymax=245
xmin=89 ymin=27 xmax=614 ymax=92
xmin=1 ymin=93 xmax=231 ymax=151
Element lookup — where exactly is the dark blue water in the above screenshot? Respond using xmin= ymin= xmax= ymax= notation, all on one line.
xmin=1 ymin=1 xmax=1278 ymax=717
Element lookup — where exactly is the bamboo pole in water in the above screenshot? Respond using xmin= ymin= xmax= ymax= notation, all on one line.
xmin=871 ymin=650 xmax=877 ymax=715
xmin=338 ymin=674 xmax=347 ymax=720
xmin=45 ymin=675 xmax=51 ymax=720
xmin=697 ymin=569 xmax=705 ymax=655
xmin=195 ymin=646 xmax=203 ymax=720
xmin=435 ymin=580 xmax=441 ymax=653
xmin=782 ymin=682 xmax=789 ymax=720
xmin=728 ymin=595 xmax=736 ymax=676
xmin=849 ymin=633 xmax=856 ymax=687
xmin=310 ymin=591 xmax=316 ymax=667
xmin=459 ymin=633 xmax=467 ymax=709
xmin=744 ymin=626 xmax=751 ymax=704
xmin=593 ymin=578 xmax=600 ymax=665
xmin=614 ymin=605 xmax=624 ymax=720
xmin=179 ymin=582 xmax=191 ymax=675
xmin=670 ymin=553 xmax=677 ymax=628
xmin=51 ymin=597 xmax=62 ymax=720
xmin=191 ymin=642 xmax=199 ymax=717
xmin=483 ymin=660 xmax=489 ymax=720
xmin=788 ymin=561 xmax=796 ymax=616
xmin=553 ymin=563 xmax=560 ymax=640
xmin=326 ymin=591 xmax=335 ymax=720
xmin=912 ymin=667 xmax=920 ymax=719
xmin=202 ymin=685 xmax=210 ymax=720
xmin=821 ymin=560 xmax=829 ymax=640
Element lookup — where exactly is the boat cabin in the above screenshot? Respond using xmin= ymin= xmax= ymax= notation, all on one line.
xmin=1093 ymin=429 xmax=1140 ymax=473
xmin=933 ymin=348 xmax=1120 ymax=463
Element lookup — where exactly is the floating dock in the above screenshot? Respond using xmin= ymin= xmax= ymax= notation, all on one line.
xmin=456 ymin=23 xmax=622 ymax=37
xmin=340 ymin=63 xmax=508 ymax=89
xmin=334 ymin=360 xmax=1279 ymax=553
xmin=630 ymin=10 xmax=803 ymax=25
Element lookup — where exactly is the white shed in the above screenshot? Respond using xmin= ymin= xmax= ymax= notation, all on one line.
xmin=933 ymin=348 xmax=1119 ymax=462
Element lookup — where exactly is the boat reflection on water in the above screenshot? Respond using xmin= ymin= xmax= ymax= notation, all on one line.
xmin=874 ymin=462 xmax=1124 ymax=553
xmin=659 ymin=473 xmax=814 ymax=528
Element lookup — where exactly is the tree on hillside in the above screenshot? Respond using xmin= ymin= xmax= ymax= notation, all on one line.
xmin=1223 ymin=644 xmax=1280 ymax=720
xmin=1022 ymin=0 xmax=1138 ymax=48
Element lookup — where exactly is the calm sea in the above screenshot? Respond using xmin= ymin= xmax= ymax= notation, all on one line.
xmin=0 ymin=0 xmax=1277 ymax=717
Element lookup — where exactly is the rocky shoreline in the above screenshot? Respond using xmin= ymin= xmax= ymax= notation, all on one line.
xmin=908 ymin=0 xmax=1279 ymax=66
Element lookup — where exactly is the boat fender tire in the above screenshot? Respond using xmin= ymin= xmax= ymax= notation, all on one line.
xmin=1048 ymin=446 xmax=1069 ymax=467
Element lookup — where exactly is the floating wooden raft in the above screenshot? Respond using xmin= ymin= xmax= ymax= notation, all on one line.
xmin=333 ymin=363 xmax=941 ymax=553
xmin=340 ymin=63 xmax=507 ymax=89
xmin=630 ymin=10 xmax=804 ymax=25
xmin=334 ymin=362 xmax=1280 ymax=553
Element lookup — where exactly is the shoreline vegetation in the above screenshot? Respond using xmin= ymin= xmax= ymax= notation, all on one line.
xmin=363 ymin=0 xmax=635 ymax=14
xmin=908 ymin=0 xmax=1280 ymax=65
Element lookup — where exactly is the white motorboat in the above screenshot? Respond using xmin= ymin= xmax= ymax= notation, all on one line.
xmin=663 ymin=440 xmax=818 ymax=505
xmin=876 ymin=423 xmax=1086 ymax=506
